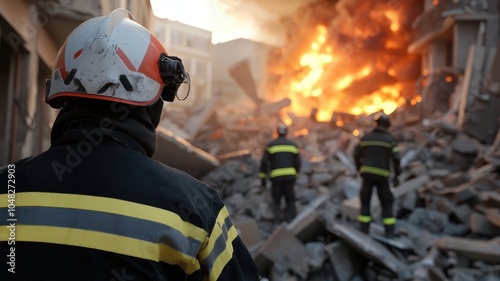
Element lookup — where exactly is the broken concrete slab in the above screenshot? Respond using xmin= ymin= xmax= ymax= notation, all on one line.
xmin=451 ymin=134 xmax=480 ymax=157
xmin=482 ymin=191 xmax=500 ymax=208
xmin=304 ymin=242 xmax=328 ymax=270
xmin=286 ymin=194 xmax=328 ymax=242
xmin=485 ymin=208 xmax=500 ymax=227
xmin=435 ymin=236 xmax=500 ymax=264
xmin=257 ymin=224 xmax=314 ymax=279
xmin=326 ymin=241 xmax=367 ymax=281
xmin=442 ymin=171 xmax=469 ymax=187
xmin=436 ymin=183 xmax=479 ymax=204
xmin=453 ymin=204 xmax=473 ymax=224
xmin=228 ymin=59 xmax=262 ymax=105
xmin=427 ymin=266 xmax=448 ymax=281
xmin=469 ymin=212 xmax=500 ymax=237
xmin=154 ymin=127 xmax=219 ymax=178
xmin=255 ymin=98 xmax=291 ymax=115
xmin=234 ymin=216 xmax=263 ymax=249
xmin=324 ymin=222 xmax=411 ymax=279
xmin=468 ymin=163 xmax=498 ymax=182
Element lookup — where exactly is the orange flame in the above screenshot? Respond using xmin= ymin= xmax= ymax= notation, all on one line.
xmin=294 ymin=128 xmax=309 ymax=137
xmin=268 ymin=1 xmax=420 ymax=122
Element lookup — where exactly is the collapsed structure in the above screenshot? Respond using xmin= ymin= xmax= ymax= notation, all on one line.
xmin=161 ymin=1 xmax=500 ymax=280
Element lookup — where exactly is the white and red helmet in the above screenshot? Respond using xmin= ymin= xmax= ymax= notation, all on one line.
xmin=46 ymin=8 xmax=188 ymax=108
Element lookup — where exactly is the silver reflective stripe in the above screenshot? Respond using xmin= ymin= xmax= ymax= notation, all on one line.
xmin=202 ymin=215 xmax=233 ymax=273
xmin=1 ymin=206 xmax=201 ymax=257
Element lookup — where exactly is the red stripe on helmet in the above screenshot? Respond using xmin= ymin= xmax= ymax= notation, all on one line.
xmin=73 ymin=49 xmax=83 ymax=60
xmin=138 ymin=35 xmax=165 ymax=85
xmin=117 ymin=47 xmax=137 ymax=71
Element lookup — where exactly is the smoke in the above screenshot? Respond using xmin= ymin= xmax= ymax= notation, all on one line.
xmin=262 ymin=0 xmax=423 ymax=116
xmin=211 ymin=0 xmax=317 ymax=45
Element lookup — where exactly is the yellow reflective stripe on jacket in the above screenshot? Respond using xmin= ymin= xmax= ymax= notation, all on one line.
xmin=392 ymin=146 xmax=399 ymax=153
xmin=258 ymin=172 xmax=267 ymax=179
xmin=0 ymin=225 xmax=199 ymax=273
xmin=358 ymin=215 xmax=371 ymax=223
xmin=0 ymin=192 xmax=207 ymax=274
xmin=360 ymin=141 xmax=392 ymax=148
xmin=267 ymin=145 xmax=299 ymax=154
xmin=0 ymin=192 xmax=207 ymax=242
xmin=360 ymin=166 xmax=391 ymax=177
xmin=199 ymin=206 xmax=238 ymax=281
xmin=383 ymin=217 xmax=396 ymax=225
xmin=270 ymin=167 xmax=297 ymax=178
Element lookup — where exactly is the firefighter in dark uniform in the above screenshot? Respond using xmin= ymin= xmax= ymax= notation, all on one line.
xmin=259 ymin=125 xmax=301 ymax=223
xmin=353 ymin=112 xmax=401 ymax=238
xmin=0 ymin=9 xmax=259 ymax=281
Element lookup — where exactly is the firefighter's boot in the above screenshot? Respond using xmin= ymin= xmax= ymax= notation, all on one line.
xmin=385 ymin=224 xmax=395 ymax=239
xmin=359 ymin=222 xmax=370 ymax=234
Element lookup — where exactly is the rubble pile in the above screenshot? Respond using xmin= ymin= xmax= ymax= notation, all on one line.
xmin=196 ymin=103 xmax=500 ymax=281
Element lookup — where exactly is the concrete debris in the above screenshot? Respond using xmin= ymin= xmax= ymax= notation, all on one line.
xmin=157 ymin=41 xmax=500 ymax=281
xmin=190 ymin=99 xmax=500 ymax=280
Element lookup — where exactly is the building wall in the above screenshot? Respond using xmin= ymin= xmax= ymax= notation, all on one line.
xmin=453 ymin=21 xmax=481 ymax=71
xmin=154 ymin=18 xmax=213 ymax=107
xmin=212 ymin=38 xmax=272 ymax=111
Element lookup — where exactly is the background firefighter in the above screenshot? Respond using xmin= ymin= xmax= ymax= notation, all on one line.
xmin=259 ymin=125 xmax=302 ymax=224
xmin=353 ymin=112 xmax=401 ymax=238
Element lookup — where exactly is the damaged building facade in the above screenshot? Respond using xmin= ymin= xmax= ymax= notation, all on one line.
xmin=197 ymin=0 xmax=500 ymax=280
xmin=410 ymin=0 xmax=500 ymax=145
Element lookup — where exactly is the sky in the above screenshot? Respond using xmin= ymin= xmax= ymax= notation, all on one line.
xmin=149 ymin=0 xmax=316 ymax=45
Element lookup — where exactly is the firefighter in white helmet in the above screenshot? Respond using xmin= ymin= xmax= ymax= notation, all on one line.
xmin=0 ymin=9 xmax=259 ymax=280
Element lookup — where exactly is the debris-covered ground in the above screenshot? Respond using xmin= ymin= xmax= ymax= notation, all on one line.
xmin=177 ymin=101 xmax=500 ymax=281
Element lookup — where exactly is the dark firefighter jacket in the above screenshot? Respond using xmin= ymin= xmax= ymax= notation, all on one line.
xmin=259 ymin=136 xmax=301 ymax=183
xmin=0 ymin=100 xmax=259 ymax=281
xmin=353 ymin=126 xmax=401 ymax=178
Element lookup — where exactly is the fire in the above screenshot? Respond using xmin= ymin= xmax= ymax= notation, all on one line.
xmin=291 ymin=25 xmax=332 ymax=97
xmin=294 ymin=128 xmax=309 ymax=137
xmin=351 ymin=84 xmax=406 ymax=115
xmin=384 ymin=11 xmax=400 ymax=32
xmin=267 ymin=0 xmax=421 ymax=122
xmin=410 ymin=95 xmax=422 ymax=106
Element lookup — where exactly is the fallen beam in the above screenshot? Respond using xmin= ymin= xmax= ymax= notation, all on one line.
xmin=255 ymin=98 xmax=291 ymax=115
xmin=154 ymin=127 xmax=220 ymax=179
xmin=435 ymin=236 xmax=500 ymax=264
xmin=324 ymin=222 xmax=411 ymax=279
xmin=228 ymin=59 xmax=262 ymax=105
